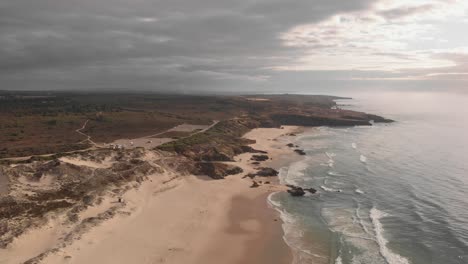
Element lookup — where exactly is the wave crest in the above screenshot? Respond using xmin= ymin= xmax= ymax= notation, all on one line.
xmin=370 ymin=208 xmax=411 ymax=264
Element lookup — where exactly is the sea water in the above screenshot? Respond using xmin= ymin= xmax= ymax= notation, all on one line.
xmin=269 ymin=91 xmax=468 ymax=264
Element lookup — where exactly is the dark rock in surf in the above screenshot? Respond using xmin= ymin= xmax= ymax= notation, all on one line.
xmin=256 ymin=167 xmax=279 ymax=177
xmin=286 ymin=184 xmax=317 ymax=196
xmin=294 ymin=149 xmax=306 ymax=155
xmin=304 ymin=188 xmax=317 ymax=194
xmin=287 ymin=187 xmax=305 ymax=197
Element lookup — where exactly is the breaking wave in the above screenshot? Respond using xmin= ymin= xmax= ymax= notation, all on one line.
xmin=320 ymin=185 xmax=342 ymax=192
xmin=325 ymin=152 xmax=336 ymax=167
xmin=370 ymin=208 xmax=411 ymax=264
xmin=327 ymin=171 xmax=346 ymax=177
xmin=360 ymin=155 xmax=367 ymax=163
xmin=268 ymin=193 xmax=329 ymax=264
xmin=278 ymin=158 xmax=310 ymax=186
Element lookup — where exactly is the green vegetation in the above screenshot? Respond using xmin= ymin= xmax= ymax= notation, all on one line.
xmin=1 ymin=91 xmax=362 ymax=159
xmin=157 ymin=118 xmax=259 ymax=161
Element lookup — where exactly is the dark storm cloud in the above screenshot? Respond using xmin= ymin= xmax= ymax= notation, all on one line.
xmin=0 ymin=0 xmax=377 ymax=91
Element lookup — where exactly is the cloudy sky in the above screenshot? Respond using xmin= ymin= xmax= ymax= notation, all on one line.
xmin=1 ymin=0 xmax=467 ymax=92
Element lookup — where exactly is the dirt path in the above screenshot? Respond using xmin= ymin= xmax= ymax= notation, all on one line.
xmin=75 ymin=119 xmax=98 ymax=146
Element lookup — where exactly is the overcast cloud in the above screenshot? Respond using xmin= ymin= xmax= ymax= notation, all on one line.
xmin=0 ymin=0 xmax=467 ymax=92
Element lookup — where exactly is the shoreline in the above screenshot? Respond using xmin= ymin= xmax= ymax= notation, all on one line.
xmin=0 ymin=126 xmax=303 ymax=264
xmin=223 ymin=125 xmax=306 ymax=264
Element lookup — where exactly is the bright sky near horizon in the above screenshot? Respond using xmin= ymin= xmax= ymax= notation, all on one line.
xmin=1 ymin=0 xmax=467 ymax=92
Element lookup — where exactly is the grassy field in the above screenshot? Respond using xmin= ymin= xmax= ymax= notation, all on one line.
xmin=0 ymin=92 xmax=248 ymax=158
xmin=0 ymin=91 xmax=344 ymax=159
xmin=0 ymin=113 xmax=89 ymax=158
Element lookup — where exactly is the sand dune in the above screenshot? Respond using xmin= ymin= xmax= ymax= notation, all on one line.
xmin=1 ymin=126 xmax=299 ymax=264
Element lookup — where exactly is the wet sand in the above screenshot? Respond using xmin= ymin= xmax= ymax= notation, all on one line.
xmin=229 ymin=193 xmax=292 ymax=264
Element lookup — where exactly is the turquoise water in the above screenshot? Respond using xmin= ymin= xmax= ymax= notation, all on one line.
xmin=270 ymin=91 xmax=468 ymax=264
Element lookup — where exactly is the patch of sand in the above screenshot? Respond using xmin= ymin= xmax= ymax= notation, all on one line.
xmin=110 ymin=137 xmax=173 ymax=150
xmin=59 ymin=157 xmax=113 ymax=169
xmin=168 ymin=123 xmax=210 ymax=132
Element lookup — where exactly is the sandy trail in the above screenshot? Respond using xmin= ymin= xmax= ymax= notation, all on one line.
xmin=75 ymin=119 xmax=97 ymax=146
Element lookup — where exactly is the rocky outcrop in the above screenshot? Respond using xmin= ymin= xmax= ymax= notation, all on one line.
xmin=294 ymin=149 xmax=306 ymax=155
xmin=286 ymin=185 xmax=317 ymax=197
xmin=194 ymin=162 xmax=243 ymax=180
xmin=304 ymin=187 xmax=317 ymax=194
xmin=365 ymin=114 xmax=394 ymax=123
xmin=242 ymin=167 xmax=278 ymax=178
xmin=255 ymin=167 xmax=279 ymax=177
xmin=250 ymin=155 xmax=269 ymax=161
xmin=271 ymin=114 xmax=373 ymax=127
xmin=241 ymin=146 xmax=267 ymax=154
xmin=250 ymin=181 xmax=260 ymax=188
xmin=287 ymin=187 xmax=305 ymax=197
xmin=199 ymin=149 xmax=233 ymax=162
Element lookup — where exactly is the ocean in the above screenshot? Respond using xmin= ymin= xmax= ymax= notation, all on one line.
xmin=269 ymin=91 xmax=468 ymax=264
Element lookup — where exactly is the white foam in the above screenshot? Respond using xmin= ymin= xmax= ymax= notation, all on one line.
xmin=327 ymin=171 xmax=346 ymax=177
xmin=355 ymin=204 xmax=372 ymax=237
xmin=268 ymin=194 xmax=327 ymax=264
xmin=278 ymin=167 xmax=291 ymax=185
xmin=324 ymin=152 xmax=336 ymax=167
xmin=351 ymin=142 xmax=357 ymax=149
xmin=323 ymin=207 xmax=387 ymax=264
xmin=355 ymin=189 xmax=364 ymax=194
xmin=320 ymin=185 xmax=342 ymax=192
xmin=360 ymin=154 xmax=367 ymax=163
xmin=267 ymin=192 xmax=282 ymax=208
xmin=320 ymin=185 xmax=334 ymax=192
xmin=279 ymin=158 xmax=311 ymax=185
xmin=335 ymin=255 xmax=343 ymax=264
xmin=370 ymin=208 xmax=411 ymax=264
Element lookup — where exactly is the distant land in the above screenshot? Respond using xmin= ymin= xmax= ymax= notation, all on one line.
xmin=0 ymin=91 xmax=389 ymax=160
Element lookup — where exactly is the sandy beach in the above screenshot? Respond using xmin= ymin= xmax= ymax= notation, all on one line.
xmin=0 ymin=126 xmax=302 ymax=264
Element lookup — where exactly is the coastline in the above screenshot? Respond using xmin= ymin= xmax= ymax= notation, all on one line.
xmin=0 ymin=126 xmax=303 ymax=264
